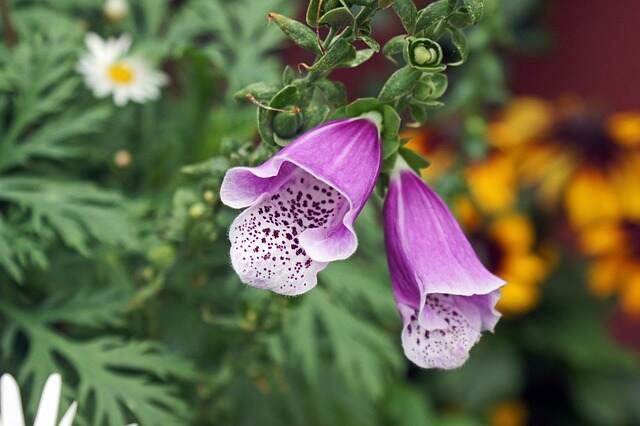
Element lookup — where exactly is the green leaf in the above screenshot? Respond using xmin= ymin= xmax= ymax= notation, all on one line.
xmin=399 ymin=146 xmax=430 ymax=172
xmin=447 ymin=27 xmax=469 ymax=66
xmin=392 ymin=0 xmax=418 ymax=33
xmin=309 ymin=38 xmax=356 ymax=74
xmin=415 ymin=0 xmax=450 ymax=34
xmin=0 ymin=301 xmax=197 ymax=425
xmin=234 ymin=82 xmax=279 ymax=103
xmin=0 ymin=177 xmax=138 ymax=255
xmin=382 ymin=35 xmax=408 ymax=64
xmin=415 ymin=72 xmax=449 ymax=100
xmin=282 ymin=288 xmax=401 ymax=398
xmin=268 ymin=13 xmax=322 ymax=54
xmin=379 ymin=66 xmax=421 ymax=102
xmin=343 ymin=48 xmax=376 ymax=68
xmin=318 ymin=7 xmax=354 ymax=28
xmin=359 ymin=35 xmax=381 ymax=52
xmin=306 ymin=0 xmax=322 ymax=26
xmin=315 ymin=79 xmax=347 ymax=107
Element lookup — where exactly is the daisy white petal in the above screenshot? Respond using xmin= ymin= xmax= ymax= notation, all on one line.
xmin=34 ymin=374 xmax=61 ymax=426
xmin=57 ymin=401 xmax=77 ymax=426
xmin=77 ymin=34 xmax=167 ymax=107
xmin=1 ymin=374 xmax=26 ymax=426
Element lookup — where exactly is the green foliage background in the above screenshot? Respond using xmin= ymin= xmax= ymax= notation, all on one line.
xmin=0 ymin=1 xmax=639 ymax=425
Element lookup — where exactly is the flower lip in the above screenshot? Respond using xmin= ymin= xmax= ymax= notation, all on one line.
xmin=222 ymin=117 xmax=381 ymax=296
xmin=222 ymin=117 xmax=381 ymax=263
xmin=384 ymin=164 xmax=505 ymax=368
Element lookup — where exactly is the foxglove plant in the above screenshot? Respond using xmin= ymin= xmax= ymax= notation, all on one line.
xmin=383 ymin=161 xmax=504 ymax=369
xmin=221 ymin=117 xmax=381 ymax=295
xmin=221 ymin=0 xmax=499 ymax=368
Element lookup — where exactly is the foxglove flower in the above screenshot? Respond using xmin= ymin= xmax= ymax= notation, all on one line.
xmin=0 ymin=373 xmax=77 ymax=426
xmin=384 ymin=161 xmax=504 ymax=369
xmin=221 ymin=117 xmax=381 ymax=295
xmin=76 ymin=33 xmax=167 ymax=106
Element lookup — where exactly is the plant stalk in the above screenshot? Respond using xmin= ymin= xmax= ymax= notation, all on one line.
xmin=0 ymin=0 xmax=17 ymax=48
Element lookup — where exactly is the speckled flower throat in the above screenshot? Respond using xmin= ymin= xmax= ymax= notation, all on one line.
xmin=220 ymin=118 xmax=382 ymax=297
xmin=230 ymin=169 xmax=348 ymax=295
xmin=402 ymin=294 xmax=481 ymax=369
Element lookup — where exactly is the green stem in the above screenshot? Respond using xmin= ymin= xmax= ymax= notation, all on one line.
xmin=0 ymin=0 xmax=17 ymax=48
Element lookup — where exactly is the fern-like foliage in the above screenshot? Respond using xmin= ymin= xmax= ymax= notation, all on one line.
xmin=167 ymin=0 xmax=290 ymax=96
xmin=0 ymin=27 xmax=137 ymax=282
xmin=0 ymin=289 xmax=196 ymax=426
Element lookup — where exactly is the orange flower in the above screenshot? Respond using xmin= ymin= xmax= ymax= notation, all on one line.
xmin=490 ymin=400 xmax=528 ymax=426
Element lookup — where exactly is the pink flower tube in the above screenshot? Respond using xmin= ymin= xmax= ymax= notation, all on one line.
xmin=221 ymin=118 xmax=381 ymax=296
xmin=383 ymin=161 xmax=504 ymax=369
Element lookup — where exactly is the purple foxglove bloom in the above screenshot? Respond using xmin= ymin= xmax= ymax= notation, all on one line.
xmin=383 ymin=162 xmax=504 ymax=369
xmin=221 ymin=117 xmax=381 ymax=296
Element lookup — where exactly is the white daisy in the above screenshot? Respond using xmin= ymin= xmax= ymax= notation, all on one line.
xmin=77 ymin=33 xmax=168 ymax=106
xmin=0 ymin=373 xmax=77 ymax=426
xmin=103 ymin=0 xmax=129 ymax=22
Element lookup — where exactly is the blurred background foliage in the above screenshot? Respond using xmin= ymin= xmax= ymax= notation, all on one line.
xmin=0 ymin=0 xmax=639 ymax=425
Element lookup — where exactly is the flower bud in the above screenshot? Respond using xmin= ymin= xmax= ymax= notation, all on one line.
xmin=147 ymin=244 xmax=176 ymax=269
xmin=114 ymin=149 xmax=132 ymax=168
xmin=272 ymin=108 xmax=302 ymax=140
xmin=203 ymin=190 xmax=216 ymax=203
xmin=405 ymin=37 xmax=444 ymax=72
xmin=103 ymin=0 xmax=128 ymax=22
xmin=414 ymin=73 xmax=448 ymax=101
xmin=189 ymin=203 xmax=206 ymax=219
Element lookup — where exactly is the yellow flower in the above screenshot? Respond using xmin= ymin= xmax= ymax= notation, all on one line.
xmin=451 ymin=204 xmax=550 ymax=315
xmin=490 ymin=213 xmax=534 ymax=253
xmin=488 ymin=97 xmax=553 ymax=149
xmin=466 ymin=154 xmax=517 ymax=214
xmin=581 ymin=217 xmax=640 ymax=315
xmin=564 ymin=169 xmax=620 ymax=228
xmin=402 ymin=129 xmax=456 ymax=182
xmin=610 ymin=153 xmax=640 ymax=220
xmin=490 ymin=400 xmax=528 ymax=426
xmin=453 ymin=196 xmax=481 ymax=232
xmin=588 ymin=257 xmax=623 ymax=297
xmin=579 ymin=222 xmax=623 ymax=256
xmin=497 ymin=280 xmax=541 ymax=315
xmin=621 ymin=273 xmax=640 ymax=316
xmin=608 ymin=111 xmax=640 ymax=147
xmin=489 ymin=98 xmax=640 ymax=235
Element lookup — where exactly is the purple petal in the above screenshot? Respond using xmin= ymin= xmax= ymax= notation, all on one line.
xmin=221 ymin=118 xmax=381 ymax=294
xmin=384 ymin=165 xmax=504 ymax=369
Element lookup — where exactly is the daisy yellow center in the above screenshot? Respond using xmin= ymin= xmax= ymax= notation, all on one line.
xmin=108 ymin=62 xmax=135 ymax=84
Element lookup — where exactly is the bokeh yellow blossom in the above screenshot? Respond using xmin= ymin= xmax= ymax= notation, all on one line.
xmin=608 ymin=111 xmax=640 ymax=147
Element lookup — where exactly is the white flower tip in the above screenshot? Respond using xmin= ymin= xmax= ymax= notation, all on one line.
xmin=358 ymin=111 xmax=383 ymax=135
xmin=1 ymin=374 xmax=25 ymax=426
xmin=58 ymin=401 xmax=78 ymax=426
xmin=390 ymin=155 xmax=412 ymax=176
xmin=34 ymin=373 xmax=63 ymax=426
